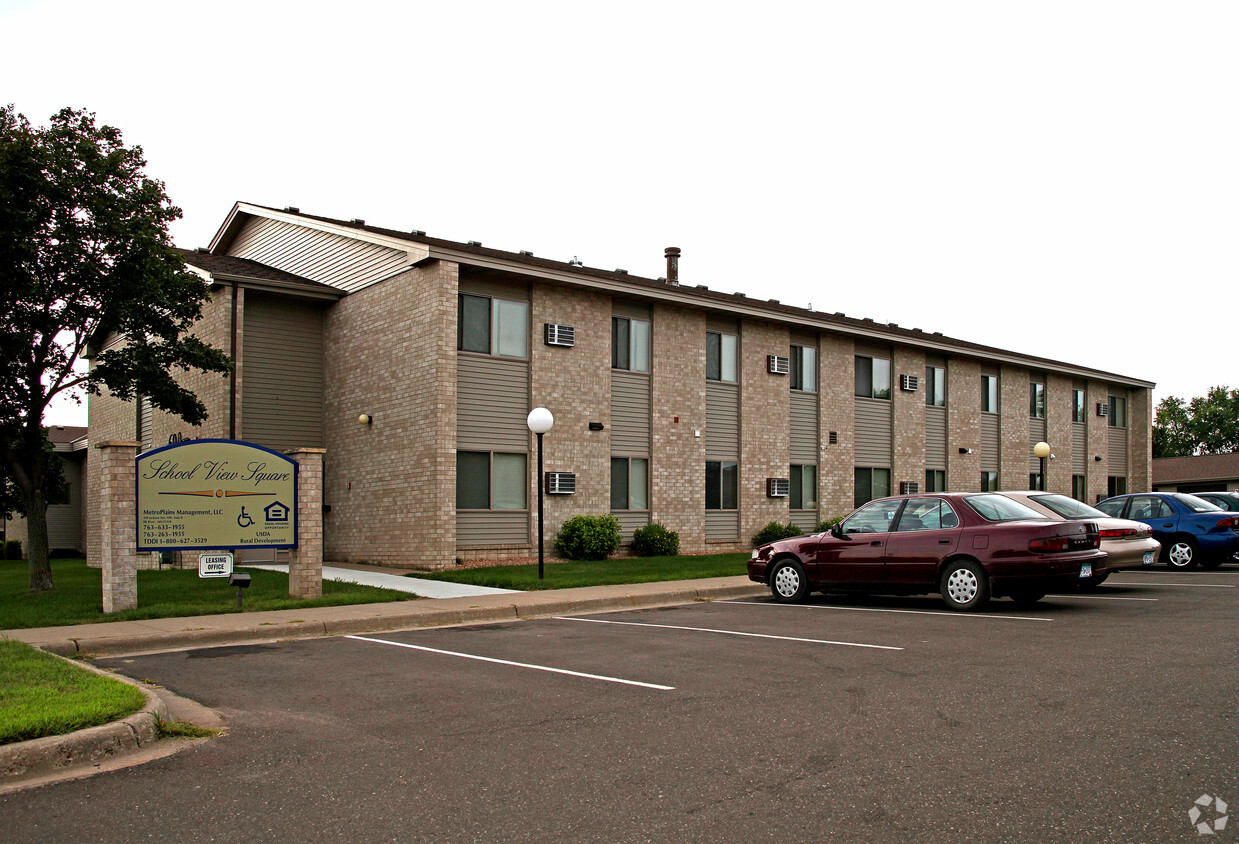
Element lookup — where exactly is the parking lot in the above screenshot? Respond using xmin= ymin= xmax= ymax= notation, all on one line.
xmin=4 ymin=568 xmax=1237 ymax=842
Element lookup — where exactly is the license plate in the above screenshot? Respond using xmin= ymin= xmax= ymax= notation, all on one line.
xmin=1142 ymin=551 xmax=1155 ymax=565
xmin=1079 ymin=562 xmax=1093 ymax=578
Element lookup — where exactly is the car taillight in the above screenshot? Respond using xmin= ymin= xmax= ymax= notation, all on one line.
xmin=1100 ymin=528 xmax=1138 ymax=538
xmin=1029 ymin=536 xmax=1072 ymax=553
xmin=1217 ymin=516 xmax=1239 ymax=529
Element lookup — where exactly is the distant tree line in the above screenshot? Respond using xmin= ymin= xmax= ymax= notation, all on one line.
xmin=1153 ymin=387 xmax=1239 ymax=458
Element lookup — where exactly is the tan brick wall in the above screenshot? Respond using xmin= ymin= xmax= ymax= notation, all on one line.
xmin=321 ymin=262 xmax=457 ymax=568
xmin=819 ymin=334 xmax=856 ymax=518
xmin=947 ymin=358 xmax=982 ymax=491
xmin=94 ymin=442 xmax=140 ymax=613
xmin=1046 ymin=374 xmax=1075 ymax=493
xmin=1129 ymin=388 xmax=1152 ymax=492
xmin=1000 ymin=365 xmax=1031 ymax=488
xmin=1087 ymin=381 xmax=1111 ymax=503
xmin=650 ymin=304 xmax=707 ymax=553
xmin=893 ymin=347 xmax=927 ymax=494
xmin=287 ymin=448 xmax=324 ymax=598
xmin=739 ymin=320 xmax=791 ymax=542
xmin=530 ymin=284 xmax=612 ymax=549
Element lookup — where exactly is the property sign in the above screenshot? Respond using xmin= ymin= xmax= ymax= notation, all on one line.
xmin=198 ymin=552 xmax=235 ymax=578
xmin=136 ymin=440 xmax=297 ymax=551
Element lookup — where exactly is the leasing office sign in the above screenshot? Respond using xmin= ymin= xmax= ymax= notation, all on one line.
xmin=136 ymin=440 xmax=297 ymax=551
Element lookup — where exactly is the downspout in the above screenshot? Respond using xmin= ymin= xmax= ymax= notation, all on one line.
xmin=229 ymin=280 xmax=238 ymax=439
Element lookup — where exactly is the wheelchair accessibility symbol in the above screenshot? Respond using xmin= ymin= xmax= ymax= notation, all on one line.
xmin=237 ymin=507 xmax=254 ymax=528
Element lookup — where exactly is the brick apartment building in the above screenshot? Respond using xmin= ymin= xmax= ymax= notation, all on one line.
xmin=85 ymin=202 xmax=1155 ymax=570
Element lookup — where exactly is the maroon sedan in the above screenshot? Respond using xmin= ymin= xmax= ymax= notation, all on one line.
xmin=748 ymin=493 xmax=1105 ymax=611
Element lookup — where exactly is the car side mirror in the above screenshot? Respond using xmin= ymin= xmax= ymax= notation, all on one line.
xmin=830 ymin=522 xmax=844 ymax=538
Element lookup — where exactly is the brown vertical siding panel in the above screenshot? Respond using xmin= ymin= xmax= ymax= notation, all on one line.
xmin=241 ymin=295 xmax=325 ymax=453
xmin=610 ymin=371 xmax=651 ymax=456
xmin=854 ymin=399 xmax=893 ymax=465
xmin=705 ymin=382 xmax=740 ymax=459
xmin=789 ymin=391 xmax=819 ymax=463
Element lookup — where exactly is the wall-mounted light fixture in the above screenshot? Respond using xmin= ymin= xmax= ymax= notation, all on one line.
xmin=359 ymin=414 xmax=373 ymax=426
xmin=588 ymin=422 xmax=604 ymax=431
xmin=1095 ymin=455 xmax=1103 ymax=462
xmin=958 ymin=447 xmax=973 ymax=455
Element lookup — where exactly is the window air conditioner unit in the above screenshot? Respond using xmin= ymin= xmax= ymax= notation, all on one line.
xmin=767 ymin=477 xmax=790 ymax=498
xmin=544 ymin=324 xmax=576 ymax=347
xmin=545 ymin=472 xmax=577 ymax=495
xmin=900 ymin=374 xmax=919 ymax=392
xmin=900 ymin=481 xmax=920 ymax=495
xmin=768 ymin=355 xmax=789 ymax=375
xmin=1096 ymin=403 xmax=1109 ymax=417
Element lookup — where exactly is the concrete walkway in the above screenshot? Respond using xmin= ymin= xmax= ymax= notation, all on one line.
xmin=240 ymin=563 xmax=518 ymax=599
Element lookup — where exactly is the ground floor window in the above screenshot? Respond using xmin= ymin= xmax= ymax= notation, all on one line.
xmin=706 ymin=461 xmax=739 ymax=510
xmin=1029 ymin=472 xmax=1043 ymax=491
xmin=611 ymin=457 xmax=649 ymax=510
xmin=854 ymin=467 xmax=891 ymax=508
xmin=456 ymin=451 xmax=527 ymax=510
xmin=1108 ymin=476 xmax=1128 ymax=498
xmin=981 ymin=472 xmax=999 ymax=492
xmin=925 ymin=469 xmax=946 ymax=492
xmin=789 ymin=464 xmax=817 ymax=510
xmin=1072 ymin=474 xmax=1087 ymax=501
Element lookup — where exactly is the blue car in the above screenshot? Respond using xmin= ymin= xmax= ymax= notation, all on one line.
xmin=1096 ymin=492 xmax=1239 ymax=570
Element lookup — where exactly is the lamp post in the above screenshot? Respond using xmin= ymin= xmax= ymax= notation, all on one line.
xmin=1033 ymin=441 xmax=1051 ymax=491
xmin=527 ymin=407 xmax=554 ymax=580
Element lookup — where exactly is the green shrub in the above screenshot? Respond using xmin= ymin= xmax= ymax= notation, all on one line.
xmin=751 ymin=521 xmax=803 ymax=548
xmin=554 ymin=514 xmax=622 ymax=561
xmin=4 ymin=540 xmax=22 ymax=560
xmin=816 ymin=517 xmax=843 ymax=533
xmin=630 ymin=522 xmax=680 ymax=557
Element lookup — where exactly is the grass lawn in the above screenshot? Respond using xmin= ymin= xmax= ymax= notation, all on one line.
xmin=0 ymin=559 xmax=413 ymax=630
xmin=0 ymin=639 xmax=147 ymax=744
xmin=413 ymin=552 xmax=752 ymax=591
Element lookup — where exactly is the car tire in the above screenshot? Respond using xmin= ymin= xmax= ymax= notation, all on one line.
xmin=1165 ymin=538 xmax=1199 ymax=571
xmin=940 ymin=560 xmax=990 ymax=611
xmin=769 ymin=558 xmax=811 ymax=604
xmin=1008 ymin=589 xmax=1046 ymax=607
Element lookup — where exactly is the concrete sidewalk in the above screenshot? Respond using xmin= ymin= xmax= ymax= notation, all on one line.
xmin=241 ymin=563 xmax=519 ymax=599
xmin=3 ymin=575 xmax=767 ymax=658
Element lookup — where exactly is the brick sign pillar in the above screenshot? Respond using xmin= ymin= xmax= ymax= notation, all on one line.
xmin=95 ymin=441 xmax=141 ymax=613
xmin=286 ymin=448 xmax=325 ymax=599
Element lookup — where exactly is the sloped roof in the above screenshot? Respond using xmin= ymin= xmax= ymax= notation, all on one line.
xmin=1153 ymin=453 xmax=1239 ymax=485
xmin=175 ymin=248 xmax=343 ymax=299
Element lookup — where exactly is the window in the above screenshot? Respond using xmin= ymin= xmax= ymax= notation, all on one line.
xmin=841 ymin=497 xmax=902 ymax=534
xmin=1029 ymin=382 xmax=1045 ymax=418
xmin=982 ymin=375 xmax=999 ymax=412
xmin=458 ymin=294 xmax=529 ymax=358
xmin=855 ymin=356 xmax=891 ymax=399
xmin=1108 ymin=476 xmax=1127 ymax=497
xmin=854 ymin=467 xmax=891 ymax=508
xmin=610 ymin=457 xmax=649 ymax=510
xmin=789 ymin=465 xmax=817 ymax=510
xmin=895 ymin=497 xmax=959 ymax=531
xmin=1108 ymin=395 xmax=1127 ymax=427
xmin=790 ymin=345 xmax=816 ymax=391
xmin=925 ymin=366 xmax=946 ymax=407
xmin=1029 ymin=473 xmax=1043 ymax=491
xmin=966 ymin=494 xmax=1047 ymax=522
xmin=705 ymin=461 xmax=738 ymax=509
xmin=925 ymin=469 xmax=946 ymax=492
xmin=981 ymin=471 xmax=999 ymax=491
xmin=456 ymin=451 xmax=527 ymax=510
xmin=612 ymin=317 xmax=650 ymax=372
xmin=1072 ymin=474 xmax=1087 ymax=501
xmin=706 ymin=332 xmax=737 ymax=382
xmin=1072 ymin=390 xmax=1087 ymax=423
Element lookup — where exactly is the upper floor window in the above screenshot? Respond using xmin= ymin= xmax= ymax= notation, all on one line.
xmin=925 ymin=366 xmax=946 ymax=407
xmin=1029 ymin=382 xmax=1046 ymax=418
xmin=982 ymin=375 xmax=999 ymax=413
xmin=790 ymin=345 xmax=816 ymax=392
xmin=706 ymin=331 xmax=737 ymax=382
xmin=612 ymin=317 xmax=650 ymax=372
xmin=1072 ymin=389 xmax=1087 ymax=423
xmin=855 ymin=356 xmax=891 ymax=399
xmin=458 ymin=293 xmax=528 ymax=358
xmin=1108 ymin=395 xmax=1127 ymax=427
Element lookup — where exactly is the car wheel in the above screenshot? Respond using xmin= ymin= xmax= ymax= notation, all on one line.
xmin=769 ymin=558 xmax=810 ymax=604
xmin=1008 ymin=590 xmax=1046 ymax=607
xmin=1165 ymin=538 xmax=1199 ymax=571
xmin=940 ymin=560 xmax=990 ymax=611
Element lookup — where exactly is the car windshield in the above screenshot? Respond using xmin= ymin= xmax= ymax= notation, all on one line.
xmin=965 ymin=494 xmax=1049 ymax=522
xmin=1028 ymin=494 xmax=1107 ymax=519
xmin=1176 ymin=493 xmax=1222 ymax=513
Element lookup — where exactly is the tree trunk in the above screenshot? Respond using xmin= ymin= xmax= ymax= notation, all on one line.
xmin=24 ymin=487 xmax=53 ymax=592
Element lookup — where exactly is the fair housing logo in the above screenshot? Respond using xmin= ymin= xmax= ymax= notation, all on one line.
xmin=1190 ymin=794 xmax=1229 ymax=836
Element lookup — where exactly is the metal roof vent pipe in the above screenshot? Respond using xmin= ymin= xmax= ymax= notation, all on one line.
xmin=665 ymin=247 xmax=681 ymax=286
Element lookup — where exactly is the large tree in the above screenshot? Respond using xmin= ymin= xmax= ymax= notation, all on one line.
xmin=1152 ymin=387 xmax=1239 ymax=458
xmin=0 ymin=105 xmax=231 ymax=592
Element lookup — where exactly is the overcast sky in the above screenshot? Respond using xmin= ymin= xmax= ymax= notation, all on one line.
xmin=6 ymin=0 xmax=1235 ymax=428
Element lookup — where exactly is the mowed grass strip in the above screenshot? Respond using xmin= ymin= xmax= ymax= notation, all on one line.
xmin=413 ymin=552 xmax=751 ymax=591
xmin=0 ymin=639 xmax=147 ymax=744
xmin=0 ymin=559 xmax=412 ymax=630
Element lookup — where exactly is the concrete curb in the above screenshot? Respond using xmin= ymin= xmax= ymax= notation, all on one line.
xmin=0 ymin=655 xmax=169 ymax=787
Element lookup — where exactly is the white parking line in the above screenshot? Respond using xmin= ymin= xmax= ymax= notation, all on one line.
xmin=720 ymin=600 xmax=1054 ymax=622
xmin=554 ymin=616 xmax=903 ymax=650
xmin=1108 ymin=582 xmax=1235 ymax=588
xmin=1045 ymin=594 xmax=1159 ymax=602
xmin=345 ymin=635 xmax=675 ymax=691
